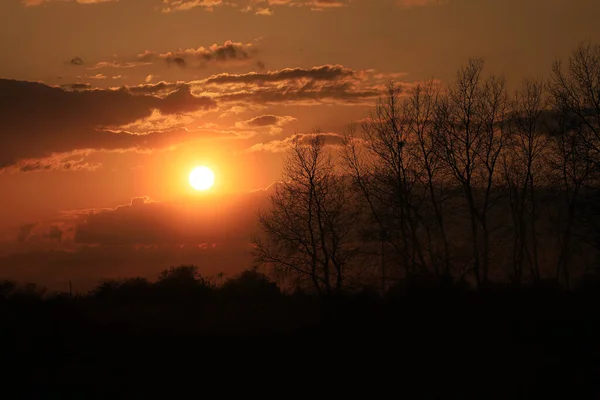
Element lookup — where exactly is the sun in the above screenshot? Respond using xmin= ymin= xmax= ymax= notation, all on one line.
xmin=189 ymin=166 xmax=215 ymax=191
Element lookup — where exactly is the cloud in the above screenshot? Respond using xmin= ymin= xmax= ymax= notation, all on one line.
xmin=255 ymin=7 xmax=273 ymax=15
xmin=140 ymin=40 xmax=258 ymax=68
xmin=17 ymin=223 xmax=39 ymax=243
xmin=0 ymin=192 xmax=271 ymax=290
xmin=14 ymin=221 xmax=67 ymax=244
xmin=124 ymin=64 xmax=383 ymax=110
xmin=2 ymin=188 xmax=270 ymax=255
xmin=203 ymin=64 xmax=354 ymax=85
xmin=397 ymin=0 xmax=447 ymax=8
xmin=72 ymin=193 xmax=267 ymax=246
xmin=236 ymin=115 xmax=296 ymax=128
xmin=161 ymin=0 xmax=348 ymax=13
xmin=215 ymin=81 xmax=379 ymax=105
xmin=372 ymin=72 xmax=410 ymax=80
xmin=87 ymin=61 xmax=152 ymax=70
xmin=103 ymin=109 xmax=198 ymax=135
xmin=90 ymin=41 xmax=259 ymax=71
xmin=24 ymin=0 xmax=349 ymax=11
xmin=235 ymin=114 xmax=297 ymax=134
xmin=126 ymin=81 xmax=187 ymax=96
xmin=23 ymin=0 xmax=117 ymax=6
xmin=159 ymin=0 xmax=443 ymax=14
xmin=0 ymin=63 xmax=404 ymax=170
xmin=196 ymin=65 xmax=380 ymax=105
xmin=245 ymin=132 xmax=345 ymax=152
xmin=0 ymin=79 xmax=217 ymax=170
xmin=69 ymin=56 xmax=84 ymax=66
xmin=11 ymin=151 xmax=102 ymax=173
xmin=25 ymin=0 xmax=446 ymax=12
xmin=60 ymin=83 xmax=93 ymax=90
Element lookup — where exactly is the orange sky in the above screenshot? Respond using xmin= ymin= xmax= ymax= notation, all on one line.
xmin=1 ymin=0 xmax=599 ymax=290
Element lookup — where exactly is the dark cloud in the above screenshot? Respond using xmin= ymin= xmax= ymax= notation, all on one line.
xmin=153 ymin=40 xmax=257 ymax=68
xmin=245 ymin=115 xmax=279 ymax=127
xmin=45 ymin=226 xmax=63 ymax=243
xmin=240 ymin=115 xmax=296 ymax=127
xmin=216 ymin=82 xmax=378 ymax=105
xmin=24 ymin=0 xmax=118 ymax=5
xmin=74 ymin=192 xmax=268 ymax=246
xmin=168 ymin=57 xmax=186 ymax=68
xmin=203 ymin=65 xmax=354 ymax=85
xmin=0 ymin=190 xmax=275 ymax=290
xmin=158 ymin=86 xmax=215 ymax=114
xmin=196 ymin=65 xmax=379 ymax=105
xmin=161 ymin=0 xmax=349 ymax=13
xmin=17 ymin=223 xmax=38 ymax=243
xmin=8 ymin=150 xmax=103 ymax=173
xmin=0 ymin=63 xmax=383 ymax=169
xmin=60 ymin=83 xmax=92 ymax=90
xmin=26 ymin=0 xmax=444 ymax=12
xmin=126 ymin=81 xmax=187 ymax=96
xmin=0 ymin=79 xmax=217 ymax=169
xmin=121 ymin=65 xmax=379 ymax=107
xmin=69 ymin=56 xmax=84 ymax=66
xmin=17 ymin=158 xmax=100 ymax=173
xmin=97 ymin=41 xmax=260 ymax=70
xmin=87 ymin=61 xmax=151 ymax=70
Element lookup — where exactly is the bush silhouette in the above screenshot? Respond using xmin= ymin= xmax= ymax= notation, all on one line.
xmin=220 ymin=269 xmax=281 ymax=301
xmin=153 ymin=265 xmax=215 ymax=305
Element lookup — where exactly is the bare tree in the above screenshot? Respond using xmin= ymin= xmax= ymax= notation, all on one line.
xmin=404 ymin=80 xmax=452 ymax=277
xmin=546 ymin=116 xmax=595 ymax=287
xmin=435 ymin=59 xmax=509 ymax=288
xmin=343 ymin=83 xmax=427 ymax=290
xmin=549 ymin=42 xmax=600 ymax=160
xmin=548 ymin=42 xmax=600 ymax=287
xmin=501 ymin=78 xmax=549 ymax=283
xmin=253 ymin=134 xmax=357 ymax=296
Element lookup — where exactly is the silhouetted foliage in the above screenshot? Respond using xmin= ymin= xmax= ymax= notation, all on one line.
xmin=254 ymin=134 xmax=359 ymax=296
xmin=337 ymin=43 xmax=600 ymax=291
xmin=1 ymin=264 xmax=599 ymax=396
xmin=220 ymin=269 xmax=281 ymax=301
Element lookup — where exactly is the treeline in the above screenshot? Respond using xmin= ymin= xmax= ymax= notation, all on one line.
xmin=2 ymin=264 xmax=599 ymax=396
xmin=254 ymin=42 xmax=600 ymax=295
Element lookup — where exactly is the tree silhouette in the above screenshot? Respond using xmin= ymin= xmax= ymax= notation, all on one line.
xmin=501 ymin=77 xmax=549 ymax=283
xmin=548 ymin=42 xmax=600 ymax=286
xmin=435 ymin=59 xmax=509 ymax=288
xmin=253 ymin=134 xmax=358 ymax=296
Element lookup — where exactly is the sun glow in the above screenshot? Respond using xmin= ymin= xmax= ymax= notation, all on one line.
xmin=189 ymin=166 xmax=215 ymax=191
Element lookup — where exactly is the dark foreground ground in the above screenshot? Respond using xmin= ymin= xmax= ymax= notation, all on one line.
xmin=1 ymin=274 xmax=599 ymax=398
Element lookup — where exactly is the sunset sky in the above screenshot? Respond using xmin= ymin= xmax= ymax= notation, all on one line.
xmin=1 ymin=0 xmax=599 ymax=290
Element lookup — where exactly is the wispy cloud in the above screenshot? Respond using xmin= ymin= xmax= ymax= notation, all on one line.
xmin=4 ymin=150 xmax=101 ymax=174
xmin=161 ymin=0 xmax=348 ymax=13
xmin=245 ymin=132 xmax=345 ymax=152
xmin=23 ymin=0 xmax=117 ymax=6
xmin=24 ymin=0 xmax=447 ymax=12
xmin=235 ymin=115 xmax=297 ymax=134
xmin=86 ymin=41 xmax=260 ymax=71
